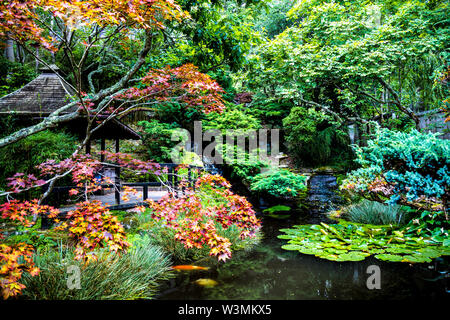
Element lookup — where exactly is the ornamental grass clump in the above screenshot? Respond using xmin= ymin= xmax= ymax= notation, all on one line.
xmin=21 ymin=237 xmax=173 ymax=300
xmin=343 ymin=199 xmax=408 ymax=226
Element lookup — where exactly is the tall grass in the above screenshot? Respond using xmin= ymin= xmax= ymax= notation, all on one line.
xmin=343 ymin=199 xmax=408 ymax=226
xmin=21 ymin=237 xmax=173 ymax=300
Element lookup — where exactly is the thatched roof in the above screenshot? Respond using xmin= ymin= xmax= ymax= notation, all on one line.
xmin=0 ymin=65 xmax=77 ymax=115
xmin=0 ymin=65 xmax=141 ymax=140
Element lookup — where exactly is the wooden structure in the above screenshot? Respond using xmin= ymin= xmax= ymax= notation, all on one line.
xmin=0 ymin=64 xmax=205 ymax=219
xmin=39 ymin=163 xmax=202 ymax=228
xmin=52 ymin=163 xmax=202 ymax=210
xmin=0 ymin=64 xmax=141 ymax=146
xmin=0 ymin=64 xmax=143 ymax=204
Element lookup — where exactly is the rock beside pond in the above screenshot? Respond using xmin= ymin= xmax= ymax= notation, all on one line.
xmin=122 ymin=216 xmax=139 ymax=230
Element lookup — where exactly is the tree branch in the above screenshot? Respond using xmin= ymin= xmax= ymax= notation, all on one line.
xmin=0 ymin=30 xmax=155 ymax=148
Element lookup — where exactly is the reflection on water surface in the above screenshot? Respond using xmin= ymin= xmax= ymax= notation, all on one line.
xmin=158 ymin=175 xmax=449 ymax=300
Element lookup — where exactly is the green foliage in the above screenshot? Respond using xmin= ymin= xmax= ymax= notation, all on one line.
xmin=3 ymin=219 xmax=59 ymax=248
xmin=221 ymin=145 xmax=268 ymax=182
xmin=247 ymin=0 xmax=449 ymax=126
xmin=246 ymin=100 xmax=292 ymax=128
xmin=203 ymin=102 xmax=261 ymax=133
xmin=207 ymin=68 xmax=236 ymax=100
xmin=0 ymin=130 xmax=77 ymax=189
xmin=343 ymin=199 xmax=408 ymax=226
xmin=176 ymin=0 xmax=262 ymax=72
xmin=263 ymin=205 xmax=291 ymax=214
xmin=153 ymin=102 xmax=204 ymax=130
xmin=283 ymin=106 xmax=353 ymax=166
xmin=138 ymin=120 xmax=180 ymax=163
xmin=0 ymin=113 xmax=22 ymax=139
xmin=253 ymin=0 xmax=296 ymax=39
xmin=342 ymin=127 xmax=450 ymax=208
xmin=262 ymin=204 xmax=292 ymax=219
xmin=403 ymin=210 xmax=450 ymax=243
xmin=0 ymin=56 xmax=36 ymax=97
xmin=250 ymin=169 xmax=307 ymax=198
xmin=279 ymin=220 xmax=450 ymax=263
xmin=21 ymin=238 xmax=173 ymax=300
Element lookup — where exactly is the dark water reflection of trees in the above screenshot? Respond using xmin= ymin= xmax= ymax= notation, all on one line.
xmin=159 ymin=175 xmax=449 ymax=300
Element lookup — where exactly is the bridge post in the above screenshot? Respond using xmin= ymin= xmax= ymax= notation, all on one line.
xmin=114 ymin=138 xmax=121 ymax=205
xmin=143 ymin=184 xmax=148 ymax=201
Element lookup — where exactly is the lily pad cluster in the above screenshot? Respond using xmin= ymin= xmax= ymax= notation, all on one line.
xmin=263 ymin=205 xmax=292 ymax=219
xmin=278 ymin=221 xmax=450 ymax=263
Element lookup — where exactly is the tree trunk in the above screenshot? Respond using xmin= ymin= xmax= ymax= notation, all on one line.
xmin=35 ymin=47 xmax=40 ymax=72
xmin=5 ymin=39 xmax=15 ymax=62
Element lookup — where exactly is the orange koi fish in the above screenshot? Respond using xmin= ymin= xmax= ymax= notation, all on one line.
xmin=171 ymin=265 xmax=209 ymax=271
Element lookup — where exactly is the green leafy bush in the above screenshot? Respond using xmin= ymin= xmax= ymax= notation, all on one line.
xmin=283 ymin=106 xmax=352 ymax=166
xmin=343 ymin=199 xmax=408 ymax=226
xmin=203 ymin=103 xmax=262 ymax=134
xmin=342 ymin=127 xmax=450 ymax=211
xmin=21 ymin=237 xmax=173 ymax=300
xmin=3 ymin=218 xmax=60 ymax=248
xmin=250 ymin=169 xmax=307 ymax=198
xmin=0 ymin=57 xmax=36 ymax=98
xmin=138 ymin=119 xmax=180 ymax=163
xmin=220 ymin=145 xmax=269 ymax=182
xmin=246 ymin=100 xmax=292 ymax=128
xmin=404 ymin=210 xmax=450 ymax=244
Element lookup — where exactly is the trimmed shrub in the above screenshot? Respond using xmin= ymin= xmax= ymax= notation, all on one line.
xmin=250 ymin=169 xmax=307 ymax=198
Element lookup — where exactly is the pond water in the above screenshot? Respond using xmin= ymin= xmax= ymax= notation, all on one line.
xmin=157 ymin=175 xmax=449 ymax=300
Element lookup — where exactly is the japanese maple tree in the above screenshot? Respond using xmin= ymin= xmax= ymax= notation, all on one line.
xmin=146 ymin=174 xmax=261 ymax=262
xmin=0 ymin=0 xmax=230 ymax=300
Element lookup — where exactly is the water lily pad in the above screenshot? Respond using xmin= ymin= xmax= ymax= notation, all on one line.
xmin=323 ymin=248 xmax=349 ymax=254
xmin=416 ymin=247 xmax=442 ymax=259
xmin=281 ymin=244 xmax=304 ymax=251
xmin=337 ymin=251 xmax=369 ymax=261
xmin=401 ymin=254 xmax=432 ymax=263
xmin=440 ymin=247 xmax=450 ymax=255
xmin=299 ymin=248 xmax=321 ymax=255
xmin=316 ymin=253 xmax=341 ymax=261
xmin=277 ymin=234 xmax=297 ymax=240
xmin=385 ymin=246 xmax=415 ymax=255
xmin=266 ymin=213 xmax=291 ymax=219
xmin=366 ymin=248 xmax=385 ymax=254
xmin=375 ymin=254 xmax=404 ymax=262
xmin=279 ymin=221 xmax=449 ymax=263
xmin=263 ymin=205 xmax=291 ymax=214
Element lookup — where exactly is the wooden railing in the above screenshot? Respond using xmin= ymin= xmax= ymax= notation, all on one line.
xmin=48 ymin=163 xmax=203 ymax=210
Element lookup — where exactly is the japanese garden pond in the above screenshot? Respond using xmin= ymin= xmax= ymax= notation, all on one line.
xmin=157 ymin=175 xmax=449 ymax=300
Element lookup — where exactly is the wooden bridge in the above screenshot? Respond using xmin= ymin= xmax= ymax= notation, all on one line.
xmin=50 ymin=163 xmax=203 ymax=213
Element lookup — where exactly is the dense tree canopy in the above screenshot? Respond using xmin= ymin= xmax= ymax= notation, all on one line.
xmin=246 ymin=0 xmax=449 ymax=128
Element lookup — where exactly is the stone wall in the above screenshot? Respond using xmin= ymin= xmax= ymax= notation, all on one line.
xmin=417 ymin=110 xmax=450 ymax=139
